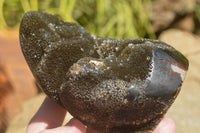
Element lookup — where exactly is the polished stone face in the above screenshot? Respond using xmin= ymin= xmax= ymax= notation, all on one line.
xmin=20 ymin=11 xmax=189 ymax=133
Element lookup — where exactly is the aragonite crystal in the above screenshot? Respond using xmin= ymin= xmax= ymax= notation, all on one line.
xmin=19 ymin=11 xmax=189 ymax=133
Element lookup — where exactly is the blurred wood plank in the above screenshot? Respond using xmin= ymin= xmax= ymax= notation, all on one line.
xmin=0 ymin=30 xmax=38 ymax=132
xmin=0 ymin=62 xmax=13 ymax=132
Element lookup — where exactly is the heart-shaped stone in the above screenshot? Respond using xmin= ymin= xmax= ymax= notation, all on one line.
xmin=19 ymin=11 xmax=189 ymax=133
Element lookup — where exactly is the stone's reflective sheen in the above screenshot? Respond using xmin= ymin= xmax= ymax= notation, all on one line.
xmin=19 ymin=11 xmax=189 ymax=133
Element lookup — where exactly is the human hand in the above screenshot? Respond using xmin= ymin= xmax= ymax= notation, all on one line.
xmin=26 ymin=97 xmax=176 ymax=133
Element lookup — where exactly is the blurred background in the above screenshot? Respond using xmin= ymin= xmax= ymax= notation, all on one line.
xmin=0 ymin=0 xmax=200 ymax=133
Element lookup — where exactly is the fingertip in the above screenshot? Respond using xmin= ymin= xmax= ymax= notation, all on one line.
xmin=153 ymin=117 xmax=176 ymax=133
xmin=163 ymin=117 xmax=176 ymax=126
xmin=38 ymin=118 xmax=86 ymax=133
xmin=26 ymin=97 xmax=67 ymax=132
xmin=26 ymin=122 xmax=48 ymax=133
xmin=65 ymin=118 xmax=86 ymax=133
xmin=162 ymin=117 xmax=176 ymax=131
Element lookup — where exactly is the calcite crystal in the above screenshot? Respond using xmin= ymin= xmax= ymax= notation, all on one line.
xmin=19 ymin=11 xmax=188 ymax=133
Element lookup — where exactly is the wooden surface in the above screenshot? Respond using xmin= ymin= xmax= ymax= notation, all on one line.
xmin=0 ymin=30 xmax=38 ymax=132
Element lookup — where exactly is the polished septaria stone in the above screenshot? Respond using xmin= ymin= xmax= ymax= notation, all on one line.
xmin=19 ymin=11 xmax=189 ymax=133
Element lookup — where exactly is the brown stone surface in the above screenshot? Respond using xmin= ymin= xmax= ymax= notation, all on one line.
xmin=172 ymin=14 xmax=195 ymax=32
xmin=0 ymin=30 xmax=38 ymax=132
xmin=151 ymin=0 xmax=197 ymax=32
xmin=159 ymin=29 xmax=200 ymax=133
xmin=159 ymin=29 xmax=200 ymax=55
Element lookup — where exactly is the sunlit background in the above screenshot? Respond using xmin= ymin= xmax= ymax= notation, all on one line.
xmin=0 ymin=0 xmax=200 ymax=133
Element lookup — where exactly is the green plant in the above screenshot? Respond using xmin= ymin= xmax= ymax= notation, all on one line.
xmin=194 ymin=4 xmax=200 ymax=23
xmin=75 ymin=0 xmax=155 ymax=39
xmin=1 ymin=0 xmax=155 ymax=39
xmin=20 ymin=0 xmax=38 ymax=12
xmin=0 ymin=0 xmax=7 ymax=29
